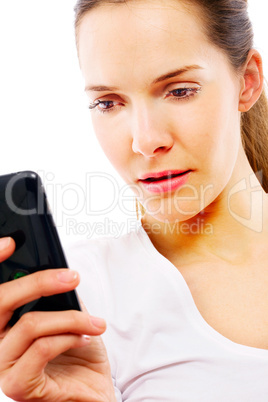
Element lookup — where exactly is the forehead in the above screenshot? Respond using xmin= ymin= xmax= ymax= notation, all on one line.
xmin=77 ymin=0 xmax=223 ymax=89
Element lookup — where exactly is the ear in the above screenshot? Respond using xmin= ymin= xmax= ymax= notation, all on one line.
xmin=238 ymin=49 xmax=263 ymax=113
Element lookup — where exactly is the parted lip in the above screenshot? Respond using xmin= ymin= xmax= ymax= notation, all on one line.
xmin=139 ymin=169 xmax=191 ymax=181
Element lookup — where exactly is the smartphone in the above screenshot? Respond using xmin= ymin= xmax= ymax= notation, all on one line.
xmin=0 ymin=171 xmax=81 ymax=326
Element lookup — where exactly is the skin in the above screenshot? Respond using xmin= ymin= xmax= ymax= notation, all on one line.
xmin=77 ymin=0 xmax=268 ymax=349
xmin=0 ymin=1 xmax=268 ymax=400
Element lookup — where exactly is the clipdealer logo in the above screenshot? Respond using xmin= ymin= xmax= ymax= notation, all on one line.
xmin=6 ymin=170 xmax=264 ymax=235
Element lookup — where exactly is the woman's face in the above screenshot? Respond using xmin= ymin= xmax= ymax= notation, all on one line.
xmin=77 ymin=0 xmax=242 ymax=223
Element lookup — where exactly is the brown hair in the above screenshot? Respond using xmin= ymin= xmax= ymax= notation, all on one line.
xmin=74 ymin=0 xmax=268 ymax=215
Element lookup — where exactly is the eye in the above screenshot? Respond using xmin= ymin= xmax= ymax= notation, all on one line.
xmin=165 ymin=86 xmax=201 ymax=101
xmin=88 ymin=99 xmax=123 ymax=114
xmin=88 ymin=86 xmax=201 ymax=114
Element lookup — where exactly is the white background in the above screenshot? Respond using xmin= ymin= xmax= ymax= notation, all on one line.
xmin=0 ymin=0 xmax=140 ymax=250
xmin=0 ymin=1 xmax=267 ymax=400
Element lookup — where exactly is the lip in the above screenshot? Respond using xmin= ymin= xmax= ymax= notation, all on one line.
xmin=139 ymin=170 xmax=192 ymax=193
xmin=139 ymin=170 xmax=188 ymax=181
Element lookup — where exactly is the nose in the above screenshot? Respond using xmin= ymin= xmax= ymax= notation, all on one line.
xmin=131 ymin=102 xmax=174 ymax=157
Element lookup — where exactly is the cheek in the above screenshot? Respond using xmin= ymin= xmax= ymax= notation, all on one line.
xmin=174 ymin=89 xmax=240 ymax=170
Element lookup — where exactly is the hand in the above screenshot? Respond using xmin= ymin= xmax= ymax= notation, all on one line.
xmin=0 ymin=237 xmax=116 ymax=402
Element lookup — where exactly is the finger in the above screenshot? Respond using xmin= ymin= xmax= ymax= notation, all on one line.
xmin=1 ymin=333 xmax=91 ymax=401
xmin=0 ymin=268 xmax=80 ymax=331
xmin=0 ymin=310 xmax=106 ymax=368
xmin=0 ymin=237 xmax=16 ymax=263
xmin=64 ymin=329 xmax=110 ymax=366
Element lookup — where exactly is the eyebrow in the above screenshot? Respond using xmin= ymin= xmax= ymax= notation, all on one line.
xmin=84 ymin=64 xmax=204 ymax=92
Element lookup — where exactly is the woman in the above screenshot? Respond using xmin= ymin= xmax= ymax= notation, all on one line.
xmin=1 ymin=0 xmax=268 ymax=400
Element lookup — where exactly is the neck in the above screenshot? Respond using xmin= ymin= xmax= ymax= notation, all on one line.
xmin=141 ymin=148 xmax=268 ymax=267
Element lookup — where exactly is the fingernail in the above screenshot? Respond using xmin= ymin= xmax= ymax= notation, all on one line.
xmin=57 ymin=270 xmax=78 ymax=283
xmin=91 ymin=316 xmax=106 ymax=328
xmin=0 ymin=237 xmax=11 ymax=251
